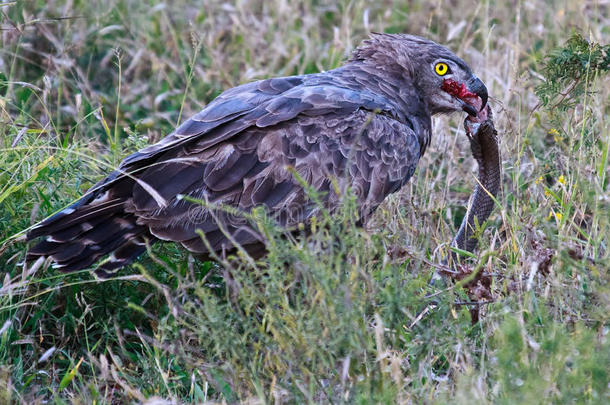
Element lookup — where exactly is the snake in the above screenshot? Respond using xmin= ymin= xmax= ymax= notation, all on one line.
xmin=451 ymin=105 xmax=501 ymax=262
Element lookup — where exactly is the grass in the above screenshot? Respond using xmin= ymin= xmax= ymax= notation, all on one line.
xmin=0 ymin=0 xmax=608 ymax=403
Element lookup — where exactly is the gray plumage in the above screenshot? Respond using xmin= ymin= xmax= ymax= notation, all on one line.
xmin=26 ymin=34 xmax=488 ymax=277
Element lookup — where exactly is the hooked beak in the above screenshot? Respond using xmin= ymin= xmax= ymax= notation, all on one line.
xmin=466 ymin=76 xmax=488 ymax=112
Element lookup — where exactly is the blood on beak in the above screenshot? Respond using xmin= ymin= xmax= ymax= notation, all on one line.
xmin=441 ymin=77 xmax=489 ymax=117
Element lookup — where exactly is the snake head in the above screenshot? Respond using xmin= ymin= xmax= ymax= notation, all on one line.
xmin=464 ymin=104 xmax=493 ymax=137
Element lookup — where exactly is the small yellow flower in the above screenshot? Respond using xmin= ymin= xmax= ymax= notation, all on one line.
xmin=544 ymin=189 xmax=551 ymax=197
xmin=535 ymin=176 xmax=544 ymax=185
xmin=558 ymin=175 xmax=566 ymax=185
xmin=554 ymin=212 xmax=562 ymax=221
xmin=549 ymin=128 xmax=561 ymax=143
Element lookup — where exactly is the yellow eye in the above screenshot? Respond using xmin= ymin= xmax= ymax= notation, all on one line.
xmin=435 ymin=62 xmax=450 ymax=76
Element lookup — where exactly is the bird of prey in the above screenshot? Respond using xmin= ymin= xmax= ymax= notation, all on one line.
xmin=26 ymin=34 xmax=489 ymax=278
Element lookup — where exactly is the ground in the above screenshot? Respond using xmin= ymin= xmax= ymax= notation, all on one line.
xmin=0 ymin=0 xmax=608 ymax=403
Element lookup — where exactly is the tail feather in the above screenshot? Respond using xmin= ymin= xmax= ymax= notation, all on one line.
xmin=47 ymin=241 xmax=87 ymax=262
xmin=43 ymin=214 xmax=112 ymax=243
xmin=27 ymin=198 xmax=125 ymax=239
xmin=95 ymin=239 xmax=148 ymax=278
xmin=27 ymin=239 xmax=63 ymax=256
xmin=51 ymin=248 xmax=100 ymax=272
xmin=48 ymin=223 xmax=146 ymax=272
xmin=27 ymin=192 xmax=150 ymax=273
xmin=78 ymin=216 xmax=138 ymax=244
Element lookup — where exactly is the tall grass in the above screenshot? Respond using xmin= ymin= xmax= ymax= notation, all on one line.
xmin=0 ymin=0 xmax=608 ymax=403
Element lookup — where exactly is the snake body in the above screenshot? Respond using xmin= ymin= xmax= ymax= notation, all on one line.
xmin=452 ymin=108 xmax=501 ymax=261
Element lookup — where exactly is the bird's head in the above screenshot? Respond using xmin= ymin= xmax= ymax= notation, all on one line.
xmin=406 ymin=36 xmax=488 ymax=117
xmin=352 ymin=34 xmax=488 ymax=118
xmin=421 ymin=57 xmax=488 ymax=117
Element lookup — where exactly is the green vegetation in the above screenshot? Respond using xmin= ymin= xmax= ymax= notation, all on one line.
xmin=535 ymin=32 xmax=609 ymax=112
xmin=0 ymin=0 xmax=608 ymax=403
